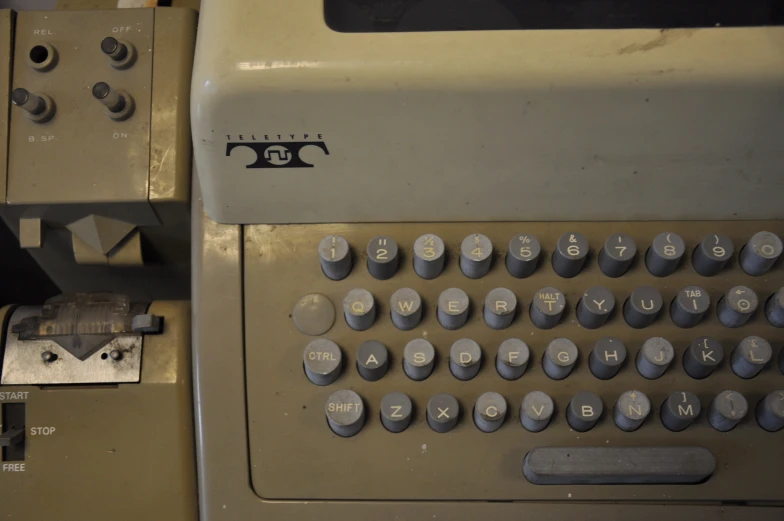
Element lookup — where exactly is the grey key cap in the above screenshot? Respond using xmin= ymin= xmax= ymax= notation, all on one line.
xmin=624 ymin=286 xmax=663 ymax=328
xmin=520 ymin=391 xmax=554 ymax=432
xmin=413 ymin=234 xmax=446 ymax=279
xmin=460 ymin=233 xmax=493 ymax=279
xmin=661 ymin=391 xmax=701 ymax=432
xmin=566 ymin=391 xmax=603 ymax=432
xmin=318 ymin=235 xmax=351 ymax=280
xmin=576 ymin=286 xmax=615 ymax=329
xmin=437 ymin=288 xmax=470 ymax=330
xmin=483 ymin=288 xmax=517 ymax=330
xmin=530 ymin=287 xmax=566 ymax=329
xmin=614 ymin=390 xmax=650 ymax=432
xmin=356 ymin=340 xmax=388 ymax=381
xmin=635 ymin=337 xmax=674 ymax=379
xmin=740 ymin=231 xmax=783 ymax=276
xmin=303 ymin=339 xmax=342 ymax=386
xmin=449 ymin=339 xmax=482 ymax=381
xmin=402 ymin=339 xmax=435 ymax=381
xmin=473 ymin=392 xmax=507 ymax=433
xmin=380 ymin=392 xmax=413 ymax=433
xmin=552 ymin=232 xmax=589 ymax=278
xmin=598 ymin=233 xmax=637 ymax=278
xmin=731 ymin=336 xmax=771 ymax=379
xmin=325 ymin=390 xmax=365 ymax=437
xmin=496 ymin=339 xmax=530 ymax=380
xmin=683 ymin=337 xmax=723 ymax=379
xmin=427 ymin=393 xmax=460 ymax=433
xmin=693 ymin=233 xmax=734 ymax=277
xmin=589 ymin=337 xmax=627 ymax=380
xmin=757 ymin=390 xmax=784 ymax=432
xmin=367 ymin=235 xmax=399 ymax=280
xmin=646 ymin=232 xmax=685 ymax=277
xmin=670 ymin=285 xmax=710 ymax=328
xmin=343 ymin=288 xmax=376 ymax=331
xmin=390 ymin=288 xmax=422 ymax=330
xmin=506 ymin=234 xmax=541 ymax=278
xmin=717 ymin=285 xmax=758 ymax=328
xmin=708 ymin=390 xmax=748 ymax=432
xmin=542 ymin=338 xmax=578 ymax=380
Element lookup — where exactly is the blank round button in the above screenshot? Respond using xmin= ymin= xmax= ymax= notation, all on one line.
xmin=693 ymin=233 xmax=734 ymax=277
xmin=390 ymin=288 xmax=423 ymax=330
xmin=292 ymin=293 xmax=335 ymax=336
xmin=614 ymin=390 xmax=651 ymax=432
xmin=670 ymin=285 xmax=710 ymax=328
xmin=542 ymin=338 xmax=578 ymax=380
xmin=553 ymin=232 xmax=589 ymax=278
xmin=576 ymin=286 xmax=615 ymax=329
xmin=624 ymin=286 xmax=663 ymax=329
xmin=427 ymin=393 xmax=460 ymax=433
xmin=460 ymin=234 xmax=493 ymax=278
xmin=661 ymin=391 xmax=701 ymax=432
xmin=380 ymin=392 xmax=413 ymax=433
xmin=717 ymin=285 xmax=758 ymax=328
xmin=757 ymin=390 xmax=784 ymax=432
xmin=589 ymin=337 xmax=627 ymax=380
xmin=483 ymin=288 xmax=517 ymax=330
xmin=303 ymin=339 xmax=342 ymax=385
xmin=520 ymin=391 xmax=554 ymax=432
xmin=449 ymin=339 xmax=482 ymax=381
xmin=318 ymin=235 xmax=351 ymax=280
xmin=598 ymin=233 xmax=637 ymax=278
xmin=636 ymin=337 xmax=674 ymax=379
xmin=413 ymin=234 xmax=445 ymax=279
xmin=438 ymin=288 xmax=470 ymax=330
xmin=683 ymin=337 xmax=724 ymax=379
xmin=343 ymin=289 xmax=376 ymax=331
xmin=325 ymin=390 xmax=365 ymax=437
xmin=766 ymin=288 xmax=784 ymax=327
xmin=708 ymin=390 xmax=748 ymax=432
xmin=740 ymin=231 xmax=783 ymax=276
xmin=474 ymin=392 xmax=507 ymax=433
xmin=356 ymin=340 xmax=388 ymax=381
xmin=731 ymin=336 xmax=771 ymax=378
xmin=506 ymin=234 xmax=541 ymax=278
xmin=567 ymin=391 xmax=603 ymax=432
xmin=496 ymin=339 xmax=530 ymax=380
xmin=367 ymin=235 xmax=399 ymax=280
xmin=530 ymin=287 xmax=566 ymax=329
xmin=403 ymin=339 xmax=435 ymax=381
xmin=646 ymin=232 xmax=685 ymax=277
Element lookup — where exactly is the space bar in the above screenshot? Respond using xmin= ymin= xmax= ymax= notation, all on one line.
xmin=523 ymin=447 xmax=716 ymax=485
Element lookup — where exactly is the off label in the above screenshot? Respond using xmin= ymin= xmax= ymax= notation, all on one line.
xmin=30 ymin=426 xmax=56 ymax=436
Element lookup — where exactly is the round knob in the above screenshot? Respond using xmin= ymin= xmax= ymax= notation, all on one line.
xmin=566 ymin=391 xmax=603 ymax=432
xmin=520 ymin=391 xmax=554 ymax=432
xmin=402 ymin=339 xmax=435 ymax=381
xmin=765 ymin=288 xmax=784 ymax=327
xmin=318 ymin=235 xmax=351 ymax=280
xmin=325 ymin=390 xmax=365 ymax=437
xmin=473 ymin=392 xmax=507 ymax=433
xmin=343 ymin=289 xmax=375 ymax=331
xmin=506 ymin=234 xmax=541 ymax=278
xmin=598 ymin=233 xmax=637 ymax=278
xmin=303 ymin=339 xmax=342 ymax=385
xmin=576 ymin=286 xmax=615 ymax=329
xmin=366 ymin=235 xmax=399 ymax=280
xmin=589 ymin=337 xmax=627 ymax=380
xmin=496 ymin=339 xmax=530 ymax=380
xmin=413 ymin=234 xmax=445 ymax=279
xmin=708 ymin=390 xmax=748 ymax=432
xmin=460 ymin=233 xmax=493 ymax=278
xmin=380 ymin=392 xmax=413 ymax=433
xmin=636 ymin=337 xmax=674 ymax=379
xmin=623 ymin=286 xmax=663 ymax=328
xmin=530 ymin=287 xmax=566 ymax=329
xmin=731 ymin=336 xmax=771 ymax=379
xmin=661 ymin=391 xmax=701 ymax=431
xmin=614 ymin=390 xmax=650 ymax=432
xmin=693 ymin=233 xmax=734 ymax=276
xmin=646 ymin=232 xmax=685 ymax=277
xmin=356 ymin=340 xmax=388 ymax=381
xmin=542 ymin=338 xmax=578 ymax=380
xmin=437 ymin=288 xmax=469 ymax=330
xmin=483 ymin=288 xmax=517 ymax=330
xmin=100 ymin=36 xmax=135 ymax=69
xmin=683 ymin=337 xmax=724 ymax=379
xmin=449 ymin=339 xmax=482 ymax=381
xmin=717 ymin=285 xmax=758 ymax=328
xmin=740 ymin=231 xmax=782 ymax=276
xmin=390 ymin=288 xmax=422 ymax=330
xmin=552 ymin=232 xmax=589 ymax=278
xmin=670 ymin=285 xmax=710 ymax=328
xmin=11 ymin=87 xmax=54 ymax=122
xmin=92 ymin=82 xmax=133 ymax=119
xmin=427 ymin=393 xmax=460 ymax=433
xmin=756 ymin=390 xmax=784 ymax=432
xmin=291 ymin=293 xmax=335 ymax=336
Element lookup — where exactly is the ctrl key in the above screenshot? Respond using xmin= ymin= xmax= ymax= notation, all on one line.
xmin=326 ymin=390 xmax=365 ymax=437
xmin=303 ymin=339 xmax=342 ymax=385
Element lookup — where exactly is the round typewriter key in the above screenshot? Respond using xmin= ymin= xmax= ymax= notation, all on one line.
xmin=521 ymin=391 xmax=554 ymax=432
xmin=589 ymin=337 xmax=627 ymax=380
xmin=670 ymin=285 xmax=710 ymax=328
xmin=757 ymin=390 xmax=784 ymax=432
xmin=623 ymin=286 xmax=663 ymax=329
xmin=567 ymin=391 xmax=603 ymax=432
xmin=483 ymin=288 xmax=517 ymax=330
xmin=496 ymin=339 xmax=530 ymax=380
xmin=635 ymin=337 xmax=674 ymax=379
xmin=766 ymin=288 xmax=784 ymax=327
xmin=542 ymin=338 xmax=578 ymax=380
xmin=292 ymin=293 xmax=335 ymax=336
xmin=303 ymin=339 xmax=342 ymax=386
xmin=318 ymin=235 xmax=351 ymax=280
xmin=731 ymin=336 xmax=771 ymax=379
xmin=390 ymin=288 xmax=422 ymax=330
xmin=506 ymin=234 xmax=541 ymax=278
xmin=367 ymin=235 xmax=399 ymax=280
xmin=530 ymin=287 xmax=566 ymax=329
xmin=717 ymin=285 xmax=758 ymax=328
xmin=427 ymin=393 xmax=460 ymax=433
xmin=460 ymin=233 xmax=493 ymax=279
xmin=598 ymin=233 xmax=637 ymax=278
xmin=661 ymin=391 xmax=701 ymax=432
xmin=474 ymin=392 xmax=507 ymax=433
xmin=576 ymin=286 xmax=615 ymax=329
xmin=553 ymin=232 xmax=589 ymax=278
xmin=325 ymin=390 xmax=365 ymax=437
xmin=449 ymin=339 xmax=482 ymax=381
xmin=781 ymin=348 xmax=784 ymax=374
xmin=646 ymin=232 xmax=685 ymax=277
xmin=413 ymin=234 xmax=445 ymax=279
xmin=740 ymin=231 xmax=782 ymax=276
xmin=614 ymin=390 xmax=650 ymax=432
xmin=343 ymin=289 xmax=376 ymax=331
xmin=380 ymin=392 xmax=413 ymax=433
xmin=356 ymin=340 xmax=388 ymax=381
xmin=693 ymin=233 xmax=734 ymax=277
xmin=708 ymin=390 xmax=748 ymax=432
xmin=683 ymin=337 xmax=724 ymax=379
xmin=403 ymin=339 xmax=435 ymax=381
xmin=437 ymin=288 xmax=470 ymax=330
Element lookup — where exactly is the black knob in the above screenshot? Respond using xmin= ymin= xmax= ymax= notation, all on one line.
xmin=101 ymin=36 xmax=128 ymax=61
xmin=576 ymin=286 xmax=615 ymax=329
xmin=670 ymin=285 xmax=710 ymax=328
xmin=366 ymin=235 xmax=399 ymax=280
xmin=717 ymin=285 xmax=758 ymax=328
xmin=623 ymin=286 xmax=662 ymax=328
xmin=683 ymin=337 xmax=723 ymax=379
xmin=739 ymin=231 xmax=782 ymax=276
xmin=598 ymin=233 xmax=636 ymax=277
xmin=661 ymin=391 xmax=701 ymax=431
xmin=11 ymin=88 xmax=46 ymax=115
xmin=566 ymin=391 xmax=603 ymax=432
xmin=92 ymin=82 xmax=127 ymax=113
xmin=766 ymin=288 xmax=784 ymax=327
xmin=646 ymin=232 xmax=685 ymax=277
xmin=693 ymin=233 xmax=734 ymax=276
xmin=757 ymin=390 xmax=784 ymax=432
xmin=506 ymin=234 xmax=541 ymax=278
xmin=589 ymin=337 xmax=627 ymax=380
xmin=552 ymin=232 xmax=589 ymax=278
